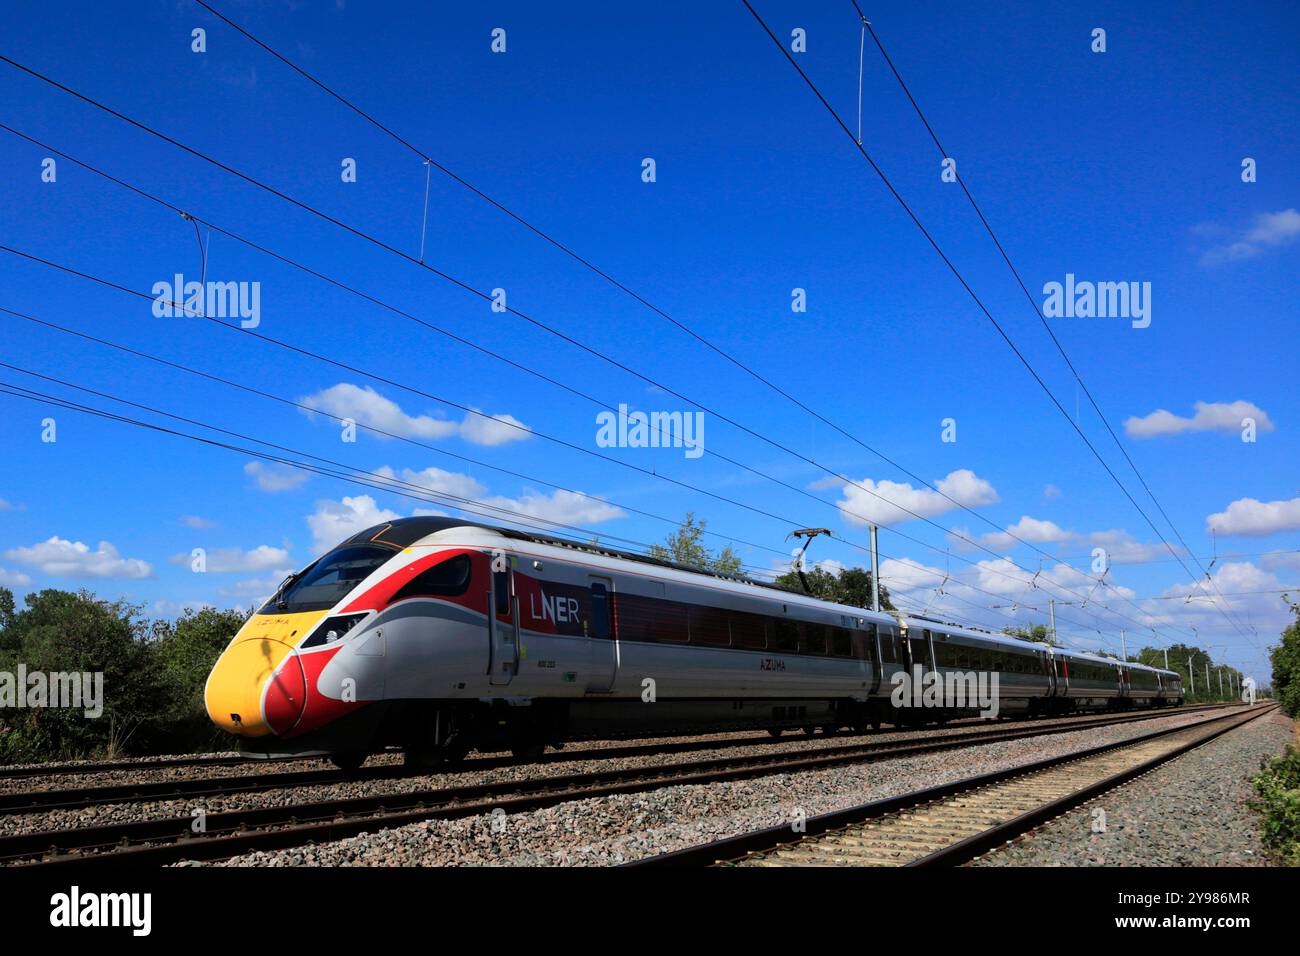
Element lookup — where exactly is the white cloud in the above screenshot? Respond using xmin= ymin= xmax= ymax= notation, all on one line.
xmin=0 ymin=498 xmax=22 ymax=512
xmin=836 ymin=469 xmax=999 ymax=528
xmin=219 ymin=570 xmax=296 ymax=601
xmin=808 ymin=475 xmax=847 ymax=491
xmin=980 ymin=516 xmax=1073 ymax=551
xmin=1207 ymin=496 xmax=1300 ymax=537
xmin=299 ymin=384 xmax=530 ymax=446
xmin=4 ymin=537 xmax=152 ymax=579
xmin=1138 ymin=561 xmax=1294 ymax=648
xmin=1260 ymin=550 xmax=1300 ymax=574
xmin=1124 ymin=400 xmax=1274 ymax=439
xmin=169 ymin=545 xmax=292 ymax=573
xmin=813 ymin=558 xmax=846 ymax=576
xmin=459 ymin=409 xmax=531 ymax=446
xmin=150 ymin=599 xmax=216 ymax=618
xmin=245 ymin=461 xmax=311 ymax=493
xmin=961 ymin=514 xmax=1171 ymax=564
xmin=179 ymin=515 xmax=217 ymax=529
xmin=1081 ymin=530 xmax=1175 ymax=564
xmin=0 ymin=567 xmax=33 ymax=588
xmin=1199 ymin=208 xmax=1300 ymax=266
xmin=372 ymin=465 xmax=486 ymax=501
xmin=306 ymin=495 xmax=400 ymax=553
xmin=1043 ymin=484 xmax=1062 ymax=500
xmin=481 ymin=489 xmax=626 ymax=528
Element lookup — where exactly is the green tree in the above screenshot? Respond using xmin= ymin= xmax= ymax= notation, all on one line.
xmin=0 ymin=587 xmax=14 ymax=635
xmin=649 ymin=512 xmax=743 ymax=574
xmin=0 ymin=588 xmax=162 ymax=761
xmin=1270 ymin=604 xmax=1300 ymax=717
xmin=1002 ymin=624 xmax=1053 ymax=645
xmin=151 ymin=605 xmax=250 ymax=751
xmin=773 ymin=565 xmax=895 ymax=612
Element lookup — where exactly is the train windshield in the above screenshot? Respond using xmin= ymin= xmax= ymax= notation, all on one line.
xmin=262 ymin=545 xmax=394 ymax=614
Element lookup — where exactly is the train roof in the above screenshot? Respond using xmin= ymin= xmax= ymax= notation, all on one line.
xmin=902 ymin=614 xmax=1178 ymax=677
xmin=342 ymin=516 xmax=894 ymax=617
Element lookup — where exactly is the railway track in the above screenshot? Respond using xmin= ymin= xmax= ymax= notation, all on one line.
xmin=0 ymin=704 xmax=1229 ymax=816
xmin=0 ymin=753 xmax=295 ymax=781
xmin=5 ymin=704 xmax=1239 ymax=866
xmin=627 ymin=703 xmax=1275 ymax=867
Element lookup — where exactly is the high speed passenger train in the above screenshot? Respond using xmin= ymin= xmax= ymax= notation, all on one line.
xmin=204 ymin=517 xmax=1184 ymax=769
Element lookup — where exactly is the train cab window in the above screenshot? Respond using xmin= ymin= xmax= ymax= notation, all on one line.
xmin=389 ymin=554 xmax=472 ymax=604
xmin=771 ymin=618 xmax=799 ymax=653
xmin=830 ymin=628 xmax=853 ymax=658
xmin=589 ymin=582 xmax=610 ymax=639
xmin=263 ymin=545 xmax=394 ymax=614
xmin=730 ymin=611 xmax=768 ymax=650
xmin=801 ymin=623 xmax=828 ymax=656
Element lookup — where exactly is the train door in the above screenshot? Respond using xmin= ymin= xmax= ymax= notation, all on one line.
xmin=1046 ymin=648 xmax=1059 ymax=697
xmin=488 ymin=561 xmax=518 ymax=686
xmin=585 ymin=576 xmax=618 ymax=693
xmin=868 ymin=622 xmax=883 ymax=696
xmin=906 ymin=629 xmax=934 ymax=679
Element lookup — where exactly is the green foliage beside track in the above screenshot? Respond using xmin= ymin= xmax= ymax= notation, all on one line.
xmin=1270 ymin=605 xmax=1300 ymax=718
xmin=1251 ymin=745 xmax=1300 ymax=866
xmin=0 ymin=586 xmax=248 ymax=763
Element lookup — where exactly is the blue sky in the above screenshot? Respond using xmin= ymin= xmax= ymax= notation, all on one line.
xmin=0 ymin=0 xmax=1296 ymax=681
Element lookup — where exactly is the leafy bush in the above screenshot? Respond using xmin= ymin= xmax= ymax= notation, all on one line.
xmin=1251 ymin=746 xmax=1300 ymax=866
xmin=1271 ymin=607 xmax=1300 ymax=718
xmin=0 ymin=587 xmax=247 ymax=762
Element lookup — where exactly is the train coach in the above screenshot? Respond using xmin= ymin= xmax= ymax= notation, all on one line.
xmin=204 ymin=517 xmax=1184 ymax=769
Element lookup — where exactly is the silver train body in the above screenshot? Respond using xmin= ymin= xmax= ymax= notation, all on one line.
xmin=204 ymin=518 xmax=1184 ymax=765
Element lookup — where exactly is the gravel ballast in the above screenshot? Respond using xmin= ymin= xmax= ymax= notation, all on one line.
xmin=974 ymin=707 xmax=1296 ymax=867
xmin=188 ymin=708 xmax=1261 ymax=866
xmin=0 ymin=710 xmax=1194 ymax=838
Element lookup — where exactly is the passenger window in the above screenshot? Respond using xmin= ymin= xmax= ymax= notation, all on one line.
xmin=688 ymin=605 xmax=731 ymax=647
xmin=771 ymin=619 xmax=799 ymax=653
xmin=730 ymin=611 xmax=768 ymax=650
xmin=802 ymin=623 xmax=828 ymax=656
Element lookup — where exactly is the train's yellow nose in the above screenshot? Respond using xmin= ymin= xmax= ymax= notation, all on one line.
xmin=205 ymin=611 xmax=325 ymax=737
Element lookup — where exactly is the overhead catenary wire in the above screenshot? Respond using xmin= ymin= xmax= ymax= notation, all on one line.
xmin=0 ymin=54 xmax=1238 ymax=647
xmin=0 ymin=239 xmax=1200 ymax=647
xmin=0 ymin=120 xmax=1190 ymax=646
xmin=173 ymin=1 xmax=1130 ymax=610
xmin=847 ymin=0 xmax=1255 ymax=643
xmin=0 ymin=304 xmax=794 ymax=563
xmin=0 ymin=302 xmax=1123 ymax=638
xmin=738 ymin=1 xmax=1256 ymax=648
xmin=0 ymin=354 xmax=1136 ymax=644
xmin=0 ymin=65 xmax=1101 ymax=589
